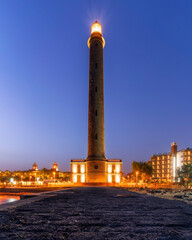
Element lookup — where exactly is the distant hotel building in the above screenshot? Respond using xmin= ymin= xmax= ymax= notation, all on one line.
xmin=150 ymin=142 xmax=192 ymax=182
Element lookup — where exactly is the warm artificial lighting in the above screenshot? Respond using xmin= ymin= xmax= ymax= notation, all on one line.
xmin=115 ymin=164 xmax=120 ymax=174
xmin=108 ymin=174 xmax=112 ymax=183
xmin=73 ymin=174 xmax=77 ymax=183
xmin=115 ymin=174 xmax=120 ymax=183
xmin=108 ymin=164 xmax=112 ymax=173
xmin=73 ymin=165 xmax=77 ymax=173
xmin=91 ymin=21 xmax=102 ymax=34
xmin=88 ymin=21 xmax=105 ymax=48
xmin=80 ymin=164 xmax=85 ymax=173
xmin=81 ymin=174 xmax=85 ymax=183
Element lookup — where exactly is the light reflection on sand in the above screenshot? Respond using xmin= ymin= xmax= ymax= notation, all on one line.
xmin=0 ymin=195 xmax=20 ymax=205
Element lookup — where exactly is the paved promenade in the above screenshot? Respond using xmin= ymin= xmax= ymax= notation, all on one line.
xmin=0 ymin=187 xmax=192 ymax=239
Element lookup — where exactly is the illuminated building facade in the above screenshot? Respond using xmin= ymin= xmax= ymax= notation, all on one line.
xmin=150 ymin=142 xmax=192 ymax=182
xmin=71 ymin=22 xmax=122 ymax=184
xmin=52 ymin=162 xmax=58 ymax=171
xmin=32 ymin=163 xmax=38 ymax=171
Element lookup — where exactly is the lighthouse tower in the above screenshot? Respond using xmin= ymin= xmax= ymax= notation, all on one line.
xmin=86 ymin=21 xmax=106 ymax=183
xmin=71 ymin=22 xmax=122 ymax=185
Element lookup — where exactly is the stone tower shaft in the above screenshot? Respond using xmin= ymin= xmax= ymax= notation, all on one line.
xmin=87 ymin=25 xmax=105 ymax=160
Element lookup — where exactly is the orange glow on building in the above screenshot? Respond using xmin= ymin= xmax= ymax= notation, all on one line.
xmin=52 ymin=162 xmax=58 ymax=171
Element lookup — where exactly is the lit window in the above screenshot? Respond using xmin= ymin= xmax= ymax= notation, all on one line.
xmin=188 ymin=151 xmax=191 ymax=155
xmin=188 ymin=157 xmax=190 ymax=160
xmin=108 ymin=164 xmax=112 ymax=173
xmin=81 ymin=164 xmax=85 ymax=173
xmin=73 ymin=175 xmax=77 ymax=183
xmin=108 ymin=174 xmax=112 ymax=183
xmin=115 ymin=174 xmax=120 ymax=183
xmin=73 ymin=165 xmax=77 ymax=173
xmin=115 ymin=164 xmax=120 ymax=173
xmin=81 ymin=174 xmax=85 ymax=183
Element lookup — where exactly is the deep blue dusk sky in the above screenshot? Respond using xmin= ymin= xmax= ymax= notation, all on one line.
xmin=0 ymin=0 xmax=192 ymax=172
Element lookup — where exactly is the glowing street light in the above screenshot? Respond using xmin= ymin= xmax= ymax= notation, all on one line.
xmin=136 ymin=171 xmax=139 ymax=185
xmin=53 ymin=171 xmax=56 ymax=182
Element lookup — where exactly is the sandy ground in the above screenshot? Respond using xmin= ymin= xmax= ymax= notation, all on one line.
xmin=0 ymin=187 xmax=192 ymax=239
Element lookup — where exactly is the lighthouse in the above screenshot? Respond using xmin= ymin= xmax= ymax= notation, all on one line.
xmin=86 ymin=22 xmax=106 ymax=182
xmin=71 ymin=22 xmax=122 ymax=184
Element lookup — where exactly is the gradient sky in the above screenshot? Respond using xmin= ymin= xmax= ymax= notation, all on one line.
xmin=0 ymin=0 xmax=192 ymax=172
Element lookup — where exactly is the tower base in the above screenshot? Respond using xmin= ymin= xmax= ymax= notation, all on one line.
xmin=86 ymin=159 xmax=107 ymax=183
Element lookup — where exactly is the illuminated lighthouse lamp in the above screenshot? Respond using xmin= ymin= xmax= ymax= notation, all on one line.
xmin=91 ymin=21 xmax=102 ymax=34
xmin=88 ymin=21 xmax=105 ymax=48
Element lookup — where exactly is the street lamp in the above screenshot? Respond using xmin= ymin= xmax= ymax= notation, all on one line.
xmin=136 ymin=171 xmax=139 ymax=186
xmin=53 ymin=171 xmax=56 ymax=186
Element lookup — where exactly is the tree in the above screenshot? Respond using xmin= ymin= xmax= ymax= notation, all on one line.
xmin=177 ymin=163 xmax=192 ymax=189
xmin=131 ymin=161 xmax=153 ymax=182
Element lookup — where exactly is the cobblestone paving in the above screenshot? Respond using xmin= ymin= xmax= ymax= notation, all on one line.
xmin=0 ymin=187 xmax=192 ymax=239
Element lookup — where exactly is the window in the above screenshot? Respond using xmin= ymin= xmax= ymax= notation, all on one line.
xmin=73 ymin=165 xmax=77 ymax=173
xmin=95 ymin=87 xmax=97 ymax=92
xmin=95 ymin=134 xmax=97 ymax=139
xmin=108 ymin=164 xmax=112 ymax=173
xmin=81 ymin=174 xmax=85 ymax=183
xmin=95 ymin=110 xmax=97 ymax=116
xmin=108 ymin=174 xmax=112 ymax=183
xmin=95 ymin=43 xmax=98 ymax=47
xmin=80 ymin=164 xmax=85 ymax=173
xmin=95 ymin=63 xmax=98 ymax=69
